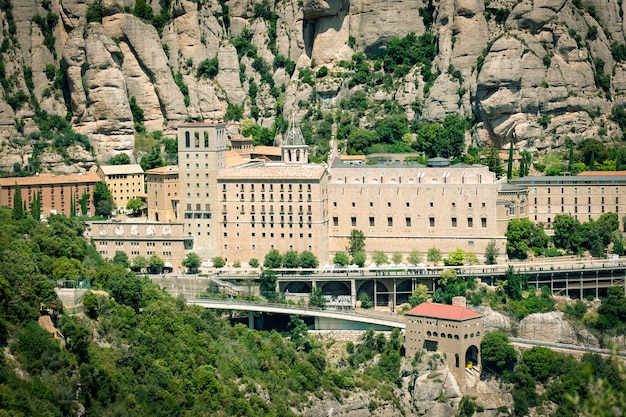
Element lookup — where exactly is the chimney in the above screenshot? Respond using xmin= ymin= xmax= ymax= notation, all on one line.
xmin=452 ymin=296 xmax=466 ymax=307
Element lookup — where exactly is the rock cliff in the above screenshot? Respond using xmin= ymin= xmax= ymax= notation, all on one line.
xmin=0 ymin=0 xmax=625 ymax=169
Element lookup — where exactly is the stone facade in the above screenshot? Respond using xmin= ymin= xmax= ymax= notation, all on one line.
xmin=0 ymin=172 xmax=99 ymax=217
xmin=405 ymin=297 xmax=484 ymax=390
xmin=510 ymin=171 xmax=626 ymax=230
xmin=97 ymin=164 xmax=145 ymax=211
xmin=86 ymin=219 xmax=190 ymax=271
xmin=177 ymin=122 xmax=228 ymax=260
xmin=145 ymin=165 xmax=179 ymax=223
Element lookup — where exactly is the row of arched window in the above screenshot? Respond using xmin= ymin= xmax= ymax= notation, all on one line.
xmin=425 ymin=331 xmax=480 ymax=339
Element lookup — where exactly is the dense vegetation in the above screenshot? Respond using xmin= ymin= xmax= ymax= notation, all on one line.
xmin=0 ymin=206 xmax=409 ymax=416
xmin=506 ymin=212 xmax=624 ymax=259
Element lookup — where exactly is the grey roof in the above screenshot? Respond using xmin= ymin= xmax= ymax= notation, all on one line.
xmin=511 ymin=175 xmax=626 ymax=184
xmin=283 ymin=113 xmax=306 ymax=147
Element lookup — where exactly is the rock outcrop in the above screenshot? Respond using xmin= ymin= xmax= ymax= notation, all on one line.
xmin=518 ymin=311 xmax=599 ymax=347
xmin=0 ymin=0 xmax=625 ymax=168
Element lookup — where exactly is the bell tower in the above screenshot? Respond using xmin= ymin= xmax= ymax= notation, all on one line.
xmin=281 ymin=114 xmax=308 ymax=164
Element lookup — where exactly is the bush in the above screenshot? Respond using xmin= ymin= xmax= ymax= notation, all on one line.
xmin=197 ymin=58 xmax=219 ymax=79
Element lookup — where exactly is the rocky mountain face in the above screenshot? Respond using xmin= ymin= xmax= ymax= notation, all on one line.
xmin=0 ymin=0 xmax=625 ymax=171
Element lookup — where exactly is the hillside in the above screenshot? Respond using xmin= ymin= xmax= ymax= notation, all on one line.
xmin=0 ymin=0 xmax=626 ymax=173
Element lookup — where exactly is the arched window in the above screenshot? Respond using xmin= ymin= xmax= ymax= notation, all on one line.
xmin=454 ymin=335 xmax=459 ymax=340
xmin=455 ymin=354 xmax=460 ymax=368
xmin=464 ymin=334 xmax=468 ymax=339
xmin=433 ymin=332 xmax=438 ymax=337
xmin=426 ymin=331 xmax=432 ymax=337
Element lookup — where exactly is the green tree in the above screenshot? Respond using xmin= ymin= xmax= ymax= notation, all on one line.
xmin=407 ymin=249 xmax=423 ymax=265
xmin=299 ymin=251 xmax=319 ymax=268
xmin=248 ymin=258 xmax=259 ymax=268
xmin=309 ymin=287 xmax=326 ymax=308
xmin=148 ymin=253 xmax=164 ymax=274
xmin=485 ymin=145 xmax=504 ymax=178
xmin=282 ymin=250 xmax=300 ymax=268
xmin=391 ymin=252 xmax=403 ymax=264
xmin=112 ymin=251 xmax=130 ymax=268
xmin=52 ymin=256 xmax=85 ymax=281
xmin=553 ymin=214 xmax=584 ymax=254
xmin=140 ymin=146 xmax=164 ymax=171
xmin=182 ymin=252 xmax=201 ymax=273
xmin=31 ymin=190 xmax=41 ymax=220
xmin=59 ymin=316 xmax=91 ymax=362
xmin=211 ymin=256 xmax=225 ymax=268
xmin=503 ymin=265 xmax=525 ymax=300
xmin=264 ymin=248 xmax=282 ymax=268
xmin=133 ymin=0 xmax=153 ymax=20
xmin=347 ymin=229 xmax=366 ymax=256
xmin=12 ymin=183 xmax=23 ymax=220
xmin=333 ymin=251 xmax=350 ymax=266
xmin=444 ymin=248 xmax=466 ymax=266
xmin=82 ymin=291 xmax=100 ymax=319
xmin=286 ymin=315 xmax=308 ymax=348
xmin=131 ymin=255 xmax=147 ymax=272
xmin=108 ymin=272 xmax=143 ymax=311
xmin=505 ymin=218 xmax=549 ymax=259
xmin=521 ymin=346 xmax=561 ymax=383
xmin=408 ymin=284 xmax=429 ymax=307
xmin=79 ymin=193 xmax=89 ymax=216
xmin=427 ymin=247 xmax=442 ymax=264
xmin=260 ymin=269 xmax=277 ymax=300
xmin=485 ymin=240 xmax=499 ymax=265
xmin=351 ymin=251 xmax=366 ymax=267
xmin=481 ymin=331 xmax=517 ymax=374
xmin=125 ymin=197 xmax=143 ymax=216
xmin=372 ymin=250 xmax=388 ymax=265
xmin=107 ymin=153 xmax=131 ymax=165
xmin=93 ymin=181 xmax=115 ymax=217
xmin=359 ymin=292 xmax=373 ymax=309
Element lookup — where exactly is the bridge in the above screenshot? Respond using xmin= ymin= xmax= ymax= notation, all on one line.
xmin=152 ymin=257 xmax=626 ymax=312
xmin=186 ymin=298 xmax=406 ymax=331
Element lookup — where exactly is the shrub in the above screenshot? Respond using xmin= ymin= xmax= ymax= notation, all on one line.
xmin=197 ymin=58 xmax=219 ymax=79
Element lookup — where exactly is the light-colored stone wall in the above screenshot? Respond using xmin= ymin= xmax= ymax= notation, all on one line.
xmin=512 ymin=176 xmax=626 ymax=230
xmin=86 ymin=220 xmax=188 ymax=271
xmin=146 ymin=167 xmax=179 ymax=223
xmin=97 ymin=166 xmax=145 ymax=210
xmin=178 ymin=122 xmax=227 ymax=260
xmin=217 ymin=171 xmax=329 ymax=264
xmin=327 ymin=164 xmax=507 ymax=262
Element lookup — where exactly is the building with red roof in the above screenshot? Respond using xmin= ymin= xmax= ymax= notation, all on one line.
xmin=405 ymin=297 xmax=484 ymax=389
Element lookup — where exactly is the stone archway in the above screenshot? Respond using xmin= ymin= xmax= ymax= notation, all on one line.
xmin=321 ymin=281 xmax=350 ymax=296
xmin=284 ymin=281 xmax=311 ymax=293
xmin=465 ymin=345 xmax=479 ymax=368
xmin=357 ymin=280 xmax=389 ymax=307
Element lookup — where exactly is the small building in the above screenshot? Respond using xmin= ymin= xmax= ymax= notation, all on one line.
xmin=405 ymin=297 xmax=483 ymax=389
xmin=0 ymin=171 xmax=100 ymax=218
xmin=86 ymin=219 xmax=190 ymax=272
xmin=145 ymin=165 xmax=179 ymax=223
xmin=251 ymin=146 xmax=282 ymax=161
xmin=97 ymin=164 xmax=145 ymax=211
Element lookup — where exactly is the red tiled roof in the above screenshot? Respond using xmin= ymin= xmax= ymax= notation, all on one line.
xmin=405 ymin=303 xmax=482 ymax=321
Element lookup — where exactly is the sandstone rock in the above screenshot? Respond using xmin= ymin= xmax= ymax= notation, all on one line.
xmin=518 ymin=311 xmax=599 ymax=347
xmin=216 ymin=45 xmax=246 ymax=106
xmin=472 ymin=305 xmax=511 ymax=332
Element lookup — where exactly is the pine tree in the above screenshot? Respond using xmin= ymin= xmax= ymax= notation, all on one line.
xmin=589 ymin=152 xmax=596 ymax=171
xmin=12 ymin=183 xmax=23 ymax=220
xmin=31 ymin=190 xmax=41 ymax=220
xmin=70 ymin=192 xmax=76 ymax=217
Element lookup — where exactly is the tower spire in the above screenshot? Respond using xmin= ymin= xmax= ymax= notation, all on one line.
xmin=281 ymin=113 xmax=308 ymax=163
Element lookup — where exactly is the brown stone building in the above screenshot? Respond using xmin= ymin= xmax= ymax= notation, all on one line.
xmin=405 ymin=297 xmax=483 ymax=388
xmin=0 ymin=172 xmax=100 ymax=217
xmin=145 ymin=165 xmax=179 ymax=223
xmin=86 ymin=219 xmax=190 ymax=272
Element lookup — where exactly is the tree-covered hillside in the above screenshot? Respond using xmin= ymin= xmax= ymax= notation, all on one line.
xmin=0 ymin=207 xmax=408 ymax=416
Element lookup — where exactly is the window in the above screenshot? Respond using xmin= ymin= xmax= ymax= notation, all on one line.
xmin=430 ymin=202 xmax=434 ymax=207
xmin=429 ymin=217 xmax=435 ymax=227
xmin=333 ymin=217 xmax=338 ymax=226
xmin=405 ymin=217 xmax=411 ymax=227
xmin=387 ymin=217 xmax=393 ymax=227
xmin=451 ymin=217 xmax=457 ymax=227
xmin=467 ymin=217 xmax=473 ymax=228
xmin=351 ymin=217 xmax=357 ymax=226
xmin=370 ymin=202 xmax=373 ymax=207
xmin=481 ymin=218 xmax=487 ymax=228
xmin=369 ymin=217 xmax=375 ymax=226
